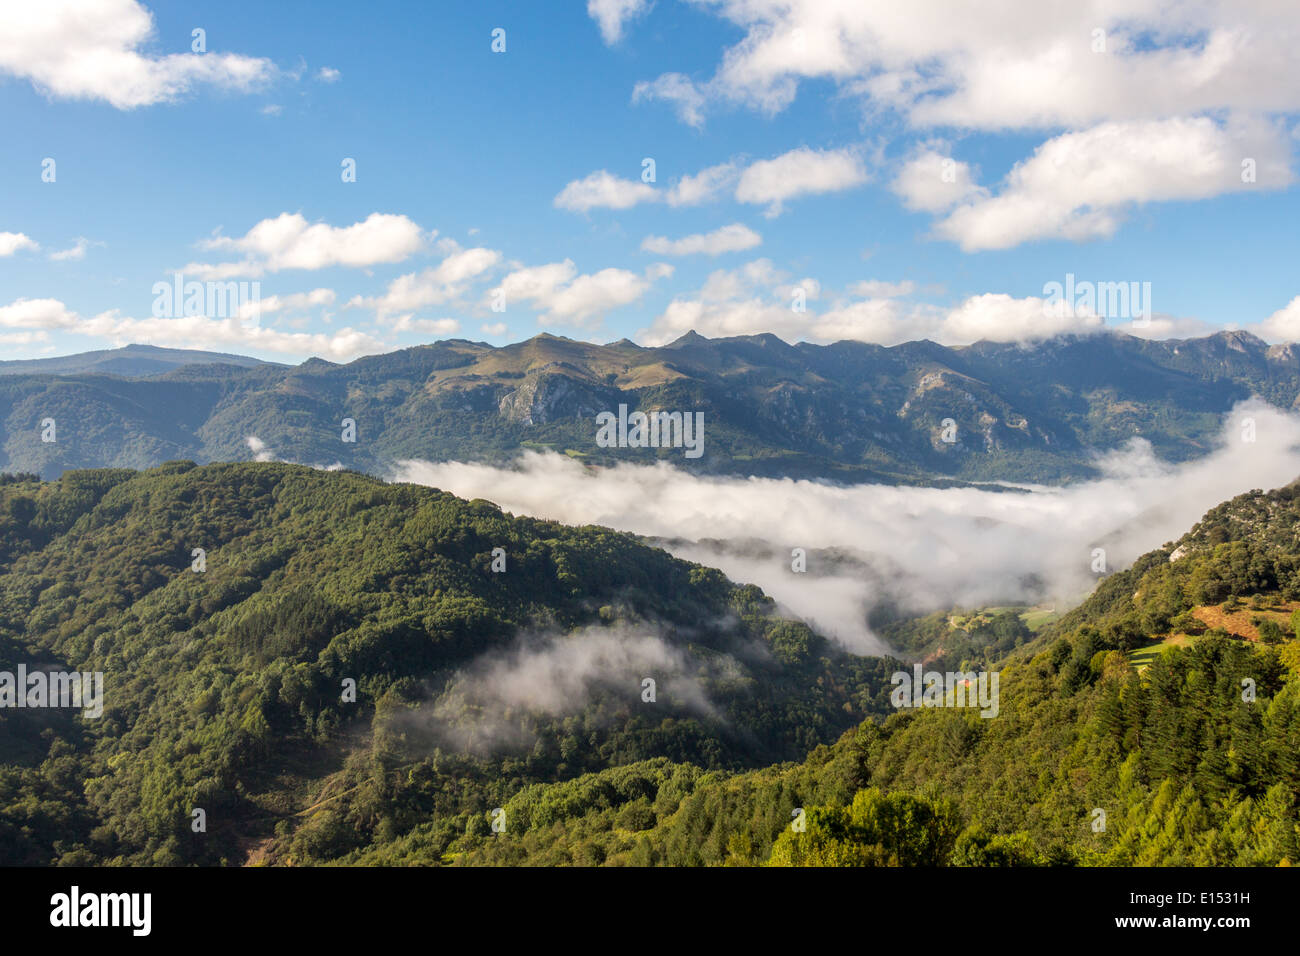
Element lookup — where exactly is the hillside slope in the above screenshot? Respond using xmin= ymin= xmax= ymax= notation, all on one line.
xmin=0 ymin=462 xmax=900 ymax=865
xmin=401 ymin=483 xmax=1300 ymax=867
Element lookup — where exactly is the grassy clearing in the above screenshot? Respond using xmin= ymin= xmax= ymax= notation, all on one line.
xmin=1020 ymin=606 xmax=1060 ymax=632
xmin=1128 ymin=634 xmax=1192 ymax=671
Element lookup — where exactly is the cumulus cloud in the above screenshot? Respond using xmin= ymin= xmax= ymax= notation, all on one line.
xmin=241 ymin=288 xmax=335 ymax=322
xmin=588 ymin=0 xmax=653 ymax=45
xmin=641 ymin=223 xmax=761 ymax=256
xmin=315 ymin=66 xmax=340 ymax=83
xmin=0 ymin=232 xmax=38 ymax=257
xmin=555 ymin=152 xmax=852 ymax=214
xmin=637 ymin=260 xmax=1103 ymax=347
xmin=1258 ymin=296 xmax=1300 ymax=343
xmin=189 ymin=212 xmax=426 ymax=277
xmin=932 ymin=116 xmax=1293 ymax=251
xmin=735 ymin=146 xmax=868 ymax=216
xmin=892 ymin=149 xmax=985 ymax=213
xmin=0 ymin=0 xmax=274 ymax=109
xmin=554 ymin=170 xmax=657 ymax=212
xmin=497 ymin=259 xmax=662 ymax=327
xmin=394 ymin=401 xmax=1300 ymax=654
xmin=638 ymin=1 xmax=1300 ymax=130
xmin=351 ymin=246 xmax=501 ymax=317
xmin=0 ymin=298 xmax=77 ymax=329
xmin=665 ymin=162 xmax=739 ymax=206
xmin=621 ymin=3 xmax=1299 ymax=244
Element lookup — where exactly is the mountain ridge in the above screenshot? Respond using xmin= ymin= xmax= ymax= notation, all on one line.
xmin=1 ymin=329 xmax=1296 ymax=483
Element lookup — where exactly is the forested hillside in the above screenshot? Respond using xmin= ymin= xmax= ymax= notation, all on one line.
xmin=2 ymin=464 xmax=1298 ymax=867
xmin=0 ymin=462 xmax=899 ymax=865
xmin=400 ymin=484 xmax=1300 ymax=867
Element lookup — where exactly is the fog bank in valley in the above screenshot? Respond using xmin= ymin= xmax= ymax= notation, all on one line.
xmin=393 ymin=400 xmax=1300 ymax=654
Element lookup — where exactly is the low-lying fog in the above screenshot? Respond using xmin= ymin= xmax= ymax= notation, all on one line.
xmin=392 ymin=399 xmax=1300 ymax=655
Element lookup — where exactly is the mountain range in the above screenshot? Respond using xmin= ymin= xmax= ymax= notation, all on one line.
xmin=1 ymin=329 xmax=1297 ymax=482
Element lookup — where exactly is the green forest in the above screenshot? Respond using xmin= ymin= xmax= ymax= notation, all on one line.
xmin=0 ymin=462 xmax=1297 ymax=866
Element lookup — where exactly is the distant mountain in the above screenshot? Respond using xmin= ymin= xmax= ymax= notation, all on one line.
xmin=1 ymin=330 xmax=1296 ymax=481
xmin=0 ymin=343 xmax=274 ymax=378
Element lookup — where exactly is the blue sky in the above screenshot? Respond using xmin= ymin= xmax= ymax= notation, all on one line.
xmin=2 ymin=0 xmax=1299 ymax=362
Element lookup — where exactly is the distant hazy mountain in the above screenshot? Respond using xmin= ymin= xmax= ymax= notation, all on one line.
xmin=0 ymin=343 xmax=274 ymax=378
xmin=1 ymin=329 xmax=1296 ymax=481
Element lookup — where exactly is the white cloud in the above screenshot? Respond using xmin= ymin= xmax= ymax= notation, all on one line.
xmin=937 ymin=293 xmax=1104 ymax=343
xmin=644 ymin=1 xmax=1300 ymax=131
xmin=0 ymin=232 xmax=38 ymax=256
xmin=352 ymin=246 xmax=501 ymax=317
xmin=424 ymin=623 xmax=717 ymax=752
xmin=239 ymin=288 xmax=335 ymax=323
xmin=632 ymin=72 xmax=706 ymax=127
xmin=625 ymin=2 xmax=1300 ymax=242
xmin=191 ymin=212 xmax=426 ymax=276
xmin=176 ymin=260 xmax=255 ymax=281
xmin=393 ymin=401 xmax=1300 ymax=653
xmin=0 ymin=331 xmax=50 ymax=346
xmin=0 ymin=0 xmax=274 ymax=109
xmin=933 ymin=116 xmax=1293 ymax=251
xmin=734 ymin=146 xmax=867 ymax=215
xmin=481 ymin=322 xmax=508 ymax=336
xmin=246 ymin=436 xmax=275 ymax=462
xmin=498 ymin=259 xmax=660 ymax=327
xmin=1117 ymin=315 xmax=1220 ymax=341
xmin=0 ymin=298 xmax=77 ymax=329
xmin=316 ymin=66 xmax=340 ymax=83
xmin=665 ymin=162 xmax=738 ymax=206
xmin=556 ymin=152 xmax=858 ymax=214
xmin=554 ymin=170 xmax=658 ymax=212
xmin=1258 ymin=296 xmax=1300 ymax=343
xmin=546 ymin=270 xmax=652 ymax=326
xmin=637 ymin=261 xmax=1104 ymax=347
xmin=89 ymin=312 xmax=384 ymax=361
xmin=48 ymin=237 xmax=94 ymax=261
xmin=641 ymin=223 xmax=761 ymax=256
xmin=892 ymin=149 xmax=985 ymax=213
xmin=847 ymin=279 xmax=915 ymax=298
xmin=553 ymin=160 xmax=737 ymax=213
xmin=588 ymin=0 xmax=653 ymax=45
xmin=391 ymin=316 xmax=461 ymax=335
xmin=0 ymin=296 xmax=384 ymax=361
